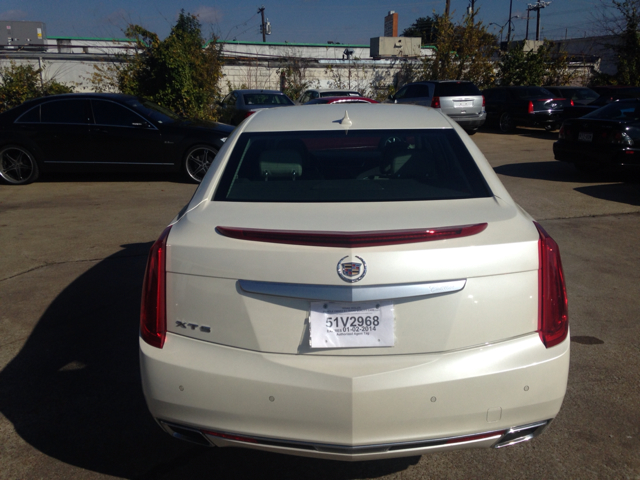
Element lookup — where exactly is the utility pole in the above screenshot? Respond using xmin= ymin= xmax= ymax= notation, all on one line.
xmin=527 ymin=1 xmax=551 ymax=41
xmin=507 ymin=0 xmax=513 ymax=43
xmin=445 ymin=0 xmax=451 ymax=17
xmin=258 ymin=6 xmax=266 ymax=42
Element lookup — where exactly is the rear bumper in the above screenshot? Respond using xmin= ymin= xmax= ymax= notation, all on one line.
xmin=140 ymin=332 xmax=569 ymax=460
xmin=448 ymin=111 xmax=486 ymax=128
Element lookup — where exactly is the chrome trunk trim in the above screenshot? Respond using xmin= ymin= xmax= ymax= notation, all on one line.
xmin=238 ymin=279 xmax=466 ymax=302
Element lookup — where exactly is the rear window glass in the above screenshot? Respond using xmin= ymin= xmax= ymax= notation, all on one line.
xmin=320 ymin=91 xmax=360 ymax=97
xmin=41 ymin=100 xmax=87 ymax=124
xmin=243 ymin=94 xmax=293 ymax=105
xmin=435 ymin=83 xmax=481 ymax=96
xmin=513 ymin=87 xmax=554 ymax=99
xmin=214 ymin=129 xmax=492 ymax=203
xmin=583 ymin=101 xmax=640 ymax=120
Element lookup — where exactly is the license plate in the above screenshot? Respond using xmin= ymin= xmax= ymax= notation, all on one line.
xmin=455 ymin=101 xmax=472 ymax=108
xmin=578 ymin=132 xmax=593 ymax=142
xmin=309 ymin=301 xmax=394 ymax=348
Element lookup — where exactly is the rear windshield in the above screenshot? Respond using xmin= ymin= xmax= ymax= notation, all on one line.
xmin=513 ymin=87 xmax=554 ymax=99
xmin=434 ymin=83 xmax=481 ymax=96
xmin=583 ymin=101 xmax=640 ymax=120
xmin=243 ymin=94 xmax=294 ymax=105
xmin=214 ymin=129 xmax=492 ymax=203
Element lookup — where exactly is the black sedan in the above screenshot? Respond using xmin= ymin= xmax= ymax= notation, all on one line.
xmin=218 ymin=89 xmax=294 ymax=126
xmin=553 ymin=99 xmax=640 ymax=172
xmin=482 ymin=86 xmax=572 ymax=133
xmin=0 ymin=93 xmax=234 ymax=185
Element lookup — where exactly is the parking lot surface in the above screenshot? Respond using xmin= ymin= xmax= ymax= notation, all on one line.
xmin=1 ymin=128 xmax=639 ymax=479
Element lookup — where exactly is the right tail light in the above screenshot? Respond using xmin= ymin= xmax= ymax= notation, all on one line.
xmin=535 ymin=222 xmax=568 ymax=348
xmin=431 ymin=96 xmax=441 ymax=108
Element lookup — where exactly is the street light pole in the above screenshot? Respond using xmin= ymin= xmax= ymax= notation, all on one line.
xmin=507 ymin=0 xmax=513 ymax=43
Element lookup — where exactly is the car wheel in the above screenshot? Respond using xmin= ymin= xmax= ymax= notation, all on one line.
xmin=499 ymin=112 xmax=514 ymax=133
xmin=464 ymin=128 xmax=478 ymax=136
xmin=183 ymin=145 xmax=219 ymax=183
xmin=544 ymin=124 xmax=557 ymax=132
xmin=0 ymin=145 xmax=40 ymax=185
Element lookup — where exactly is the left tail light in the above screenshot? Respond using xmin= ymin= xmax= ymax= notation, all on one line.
xmin=141 ymin=226 xmax=172 ymax=348
xmin=431 ymin=96 xmax=441 ymax=108
xmin=535 ymin=222 xmax=568 ymax=348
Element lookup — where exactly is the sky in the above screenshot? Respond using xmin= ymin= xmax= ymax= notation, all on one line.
xmin=0 ymin=0 xmax=610 ymax=45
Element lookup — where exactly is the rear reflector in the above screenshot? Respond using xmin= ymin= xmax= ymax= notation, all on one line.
xmin=140 ymin=226 xmax=171 ymax=348
xmin=535 ymin=222 xmax=568 ymax=348
xmin=216 ymin=224 xmax=487 ymax=248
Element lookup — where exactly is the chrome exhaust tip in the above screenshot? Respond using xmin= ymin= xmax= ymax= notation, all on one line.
xmin=493 ymin=420 xmax=551 ymax=449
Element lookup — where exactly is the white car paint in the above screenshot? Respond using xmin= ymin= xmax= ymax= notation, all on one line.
xmin=140 ymin=104 xmax=569 ymax=460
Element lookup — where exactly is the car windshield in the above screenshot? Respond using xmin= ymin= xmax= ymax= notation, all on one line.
xmin=214 ymin=129 xmax=492 ymax=203
xmin=125 ymin=98 xmax=181 ymax=123
xmin=243 ymin=94 xmax=294 ymax=105
xmin=583 ymin=101 xmax=640 ymax=120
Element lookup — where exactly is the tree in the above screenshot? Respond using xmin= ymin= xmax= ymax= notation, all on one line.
xmin=0 ymin=62 xmax=73 ymax=113
xmin=498 ymin=41 xmax=572 ymax=86
xmin=113 ymin=10 xmax=224 ymax=120
xmin=418 ymin=13 xmax=498 ymax=88
xmin=402 ymin=17 xmax=437 ymax=45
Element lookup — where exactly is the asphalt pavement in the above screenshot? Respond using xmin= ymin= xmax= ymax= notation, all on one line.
xmin=0 ymin=127 xmax=638 ymax=479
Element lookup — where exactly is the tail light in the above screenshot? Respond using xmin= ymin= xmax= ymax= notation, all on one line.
xmin=141 ymin=226 xmax=172 ymax=348
xmin=528 ymin=101 xmax=534 ymax=114
xmin=482 ymin=95 xmax=485 ymax=107
xmin=610 ymin=131 xmax=634 ymax=146
xmin=535 ymin=222 xmax=568 ymax=348
xmin=431 ymin=96 xmax=441 ymax=108
xmin=244 ymin=110 xmax=258 ymax=119
xmin=558 ymin=125 xmax=565 ymax=139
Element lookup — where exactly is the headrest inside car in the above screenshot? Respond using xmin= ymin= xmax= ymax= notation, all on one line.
xmin=259 ymin=149 xmax=303 ymax=180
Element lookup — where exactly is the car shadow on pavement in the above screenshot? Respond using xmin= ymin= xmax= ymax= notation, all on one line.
xmin=0 ymin=244 xmax=418 ymax=479
xmin=39 ymin=171 xmax=194 ymax=184
xmin=480 ymin=127 xmax=560 ymax=141
xmin=494 ymin=161 xmax=640 ymax=185
xmin=574 ymin=183 xmax=640 ymax=206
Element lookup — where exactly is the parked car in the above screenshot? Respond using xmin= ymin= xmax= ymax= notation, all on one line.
xmin=140 ymin=104 xmax=569 ymax=461
xmin=561 ymin=86 xmax=640 ymax=120
xmin=303 ymin=96 xmax=379 ymax=105
xmin=296 ymin=89 xmax=361 ymax=104
xmin=545 ymin=86 xmax=598 ymax=106
xmin=482 ymin=86 xmax=571 ymax=133
xmin=218 ymin=89 xmax=294 ymax=126
xmin=554 ymin=98 xmax=640 ymax=172
xmin=0 ymin=93 xmax=234 ymax=185
xmin=386 ymin=81 xmax=486 ymax=134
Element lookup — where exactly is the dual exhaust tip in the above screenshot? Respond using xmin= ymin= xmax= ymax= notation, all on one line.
xmin=159 ymin=419 xmax=551 ymax=453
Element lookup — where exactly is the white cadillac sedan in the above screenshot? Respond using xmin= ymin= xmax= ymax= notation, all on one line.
xmin=140 ymin=104 xmax=569 ymax=461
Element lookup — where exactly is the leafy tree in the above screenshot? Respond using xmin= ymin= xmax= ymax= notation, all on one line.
xmin=114 ymin=10 xmax=224 ymax=120
xmin=0 ymin=61 xmax=73 ymax=113
xmin=418 ymin=13 xmax=497 ymax=88
xmin=402 ymin=17 xmax=437 ymax=45
xmin=498 ymin=41 xmax=572 ymax=86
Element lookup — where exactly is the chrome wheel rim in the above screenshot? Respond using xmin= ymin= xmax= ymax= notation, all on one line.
xmin=185 ymin=147 xmax=218 ymax=183
xmin=499 ymin=113 xmax=513 ymax=132
xmin=0 ymin=146 xmax=36 ymax=184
